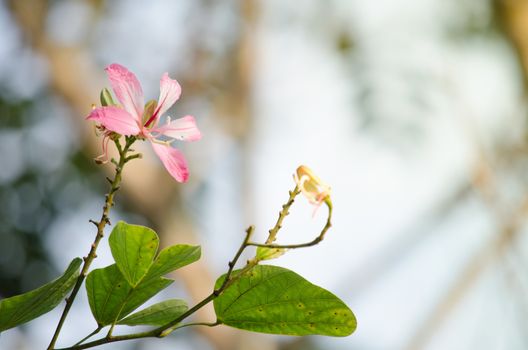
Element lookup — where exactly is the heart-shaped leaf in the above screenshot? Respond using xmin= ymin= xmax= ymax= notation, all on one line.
xmin=143 ymin=245 xmax=200 ymax=283
xmin=118 ymin=299 xmax=188 ymax=326
xmin=89 ymin=221 xmax=201 ymax=327
xmin=109 ymin=221 xmax=159 ymax=287
xmin=86 ymin=264 xmax=172 ymax=326
xmin=0 ymin=258 xmax=82 ymax=332
xmin=119 ymin=275 xmax=173 ymax=319
xmin=214 ymin=265 xmax=356 ymax=337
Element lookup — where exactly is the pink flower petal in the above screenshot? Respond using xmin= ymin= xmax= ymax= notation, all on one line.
xmin=105 ymin=63 xmax=144 ymax=121
xmin=152 ymin=115 xmax=201 ymax=142
xmin=86 ymin=107 xmax=141 ymax=136
xmin=151 ymin=142 xmax=189 ymax=182
xmin=146 ymin=73 xmax=182 ymax=127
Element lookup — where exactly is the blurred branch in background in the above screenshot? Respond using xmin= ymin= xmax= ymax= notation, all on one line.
xmin=501 ymin=246 xmax=528 ymax=346
xmin=495 ymin=0 xmax=528 ymax=93
xmin=339 ymin=182 xmax=472 ymax=298
xmin=405 ymin=1 xmax=528 ymax=347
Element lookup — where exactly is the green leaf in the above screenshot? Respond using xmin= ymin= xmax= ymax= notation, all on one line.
xmin=109 ymin=221 xmax=159 ymax=287
xmin=143 ymin=245 xmax=201 ymax=283
xmin=118 ymin=299 xmax=188 ymax=326
xmin=0 ymin=258 xmax=82 ymax=332
xmin=89 ymin=223 xmax=201 ymax=327
xmin=213 ymin=265 xmax=356 ymax=337
xmin=119 ymin=276 xmax=173 ymax=319
xmin=86 ymin=264 xmax=172 ymax=326
xmin=86 ymin=264 xmax=129 ymax=326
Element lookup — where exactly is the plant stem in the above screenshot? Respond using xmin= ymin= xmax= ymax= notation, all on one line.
xmin=47 ymin=137 xmax=136 ymax=350
xmin=56 ymin=294 xmax=220 ymax=350
xmin=248 ymin=202 xmax=332 ymax=249
xmin=73 ymin=327 xmax=103 ymax=347
xmin=265 ymin=186 xmax=300 ymax=244
xmin=218 ymin=226 xmax=254 ymax=290
xmin=164 ymin=321 xmax=220 ymax=332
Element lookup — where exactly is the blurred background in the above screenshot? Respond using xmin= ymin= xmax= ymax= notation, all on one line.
xmin=1 ymin=0 xmax=528 ymax=349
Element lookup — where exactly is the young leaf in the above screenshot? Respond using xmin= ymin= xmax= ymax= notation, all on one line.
xmin=0 ymin=257 xmax=82 ymax=332
xmin=143 ymin=245 xmax=200 ymax=283
xmin=86 ymin=264 xmax=172 ymax=326
xmin=109 ymin=221 xmax=159 ymax=287
xmin=118 ymin=299 xmax=188 ymax=326
xmin=256 ymin=247 xmax=286 ymax=261
xmin=214 ymin=265 xmax=357 ymax=337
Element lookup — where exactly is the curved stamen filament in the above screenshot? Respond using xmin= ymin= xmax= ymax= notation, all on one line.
xmin=95 ymin=134 xmax=112 ymax=164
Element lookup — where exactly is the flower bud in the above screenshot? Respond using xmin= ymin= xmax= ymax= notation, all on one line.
xmin=100 ymin=88 xmax=116 ymax=106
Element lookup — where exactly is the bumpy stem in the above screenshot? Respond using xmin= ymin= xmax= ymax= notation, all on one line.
xmin=218 ymin=226 xmax=254 ymax=290
xmin=248 ymin=201 xmax=332 ymax=249
xmin=47 ymin=137 xmax=137 ymax=350
xmin=265 ymin=186 xmax=300 ymax=244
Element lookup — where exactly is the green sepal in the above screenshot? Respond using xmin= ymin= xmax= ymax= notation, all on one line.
xmin=100 ymin=88 xmax=116 ymax=107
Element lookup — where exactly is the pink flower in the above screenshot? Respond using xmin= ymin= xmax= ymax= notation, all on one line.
xmin=87 ymin=64 xmax=201 ymax=182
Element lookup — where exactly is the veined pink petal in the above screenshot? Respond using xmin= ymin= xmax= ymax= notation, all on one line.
xmin=87 ymin=107 xmax=141 ymax=136
xmin=152 ymin=116 xmax=201 ymax=142
xmin=146 ymin=73 xmax=182 ymax=127
xmin=105 ymin=64 xmax=144 ymax=121
xmin=151 ymin=142 xmax=189 ymax=182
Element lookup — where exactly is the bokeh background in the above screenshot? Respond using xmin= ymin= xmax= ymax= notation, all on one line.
xmin=1 ymin=0 xmax=528 ymax=349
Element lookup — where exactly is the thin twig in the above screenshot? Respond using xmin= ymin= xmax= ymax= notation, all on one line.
xmin=265 ymin=186 xmax=300 ymax=244
xmin=47 ymin=137 xmax=136 ymax=350
xmin=249 ymin=202 xmax=332 ymax=250
xmin=218 ymin=226 xmax=254 ymax=291
xmin=177 ymin=321 xmax=221 ymax=329
xmin=166 ymin=321 xmax=221 ymax=332
xmin=72 ymin=327 xmax=103 ymax=347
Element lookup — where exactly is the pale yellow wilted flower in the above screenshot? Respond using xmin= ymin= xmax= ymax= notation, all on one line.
xmin=294 ymin=165 xmax=332 ymax=212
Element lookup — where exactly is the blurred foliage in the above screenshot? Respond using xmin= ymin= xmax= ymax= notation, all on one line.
xmin=0 ymin=95 xmax=103 ymax=298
